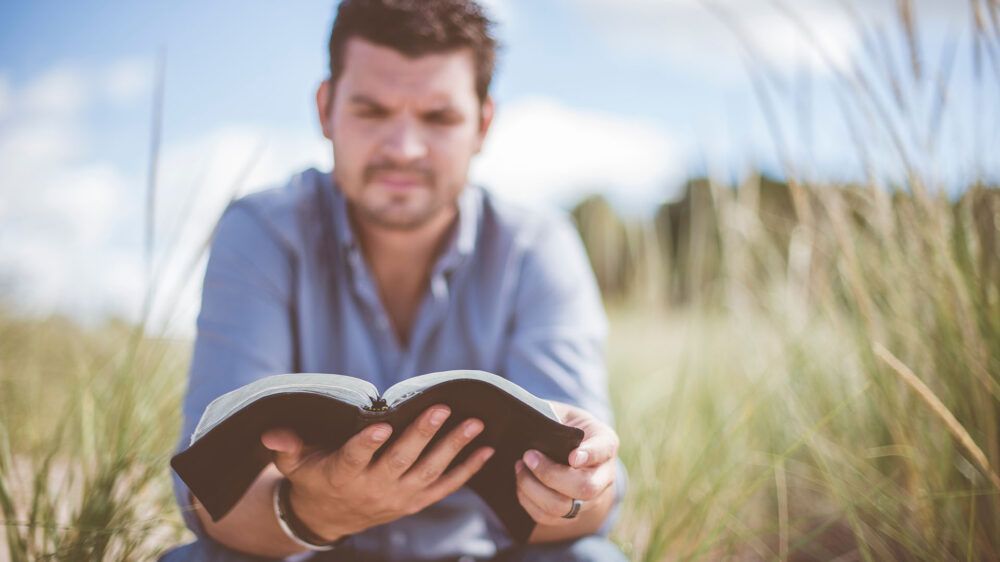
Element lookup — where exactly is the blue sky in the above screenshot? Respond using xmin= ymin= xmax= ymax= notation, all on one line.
xmin=0 ymin=0 xmax=991 ymax=329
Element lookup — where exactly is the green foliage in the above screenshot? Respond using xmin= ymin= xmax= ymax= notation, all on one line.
xmin=0 ymin=315 xmax=190 ymax=560
xmin=2 ymin=180 xmax=998 ymax=560
xmin=3 ymin=1 xmax=999 ymax=559
xmin=606 ymin=178 xmax=1000 ymax=559
xmin=586 ymin=0 xmax=1000 ymax=556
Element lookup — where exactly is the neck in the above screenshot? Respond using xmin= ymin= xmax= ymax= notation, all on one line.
xmin=348 ymin=203 xmax=459 ymax=346
xmin=349 ymin=205 xmax=458 ymax=271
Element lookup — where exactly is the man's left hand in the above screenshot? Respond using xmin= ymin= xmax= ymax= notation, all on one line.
xmin=514 ymin=401 xmax=619 ymax=539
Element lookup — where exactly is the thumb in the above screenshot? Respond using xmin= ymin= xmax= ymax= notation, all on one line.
xmin=570 ymin=426 xmax=618 ymax=468
xmin=261 ymin=427 xmax=306 ymax=475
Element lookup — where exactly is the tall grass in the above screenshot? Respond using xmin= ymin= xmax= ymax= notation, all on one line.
xmin=2 ymin=1 xmax=999 ymax=560
xmin=607 ymin=179 xmax=1000 ymax=559
xmin=600 ymin=1 xmax=1000 ymax=559
xmin=0 ymin=314 xmax=189 ymax=560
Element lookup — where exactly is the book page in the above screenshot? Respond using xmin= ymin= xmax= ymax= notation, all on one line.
xmin=190 ymin=373 xmax=379 ymax=443
xmin=382 ymin=370 xmax=560 ymax=422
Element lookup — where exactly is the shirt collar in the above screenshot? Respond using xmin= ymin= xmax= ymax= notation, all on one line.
xmin=327 ymin=173 xmax=481 ymax=273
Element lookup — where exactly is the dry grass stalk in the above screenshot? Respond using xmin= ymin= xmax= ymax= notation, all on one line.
xmin=873 ymin=342 xmax=1000 ymax=491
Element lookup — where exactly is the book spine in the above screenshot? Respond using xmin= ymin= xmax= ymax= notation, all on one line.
xmin=363 ymin=396 xmax=389 ymax=412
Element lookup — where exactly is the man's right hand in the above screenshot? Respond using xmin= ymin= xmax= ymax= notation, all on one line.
xmin=260 ymin=405 xmax=494 ymax=542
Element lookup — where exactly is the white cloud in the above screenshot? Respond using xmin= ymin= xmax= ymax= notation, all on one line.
xmin=0 ymin=120 xmax=83 ymax=181
xmin=0 ymin=121 xmax=88 ymax=245
xmin=104 ymin=56 xmax=153 ymax=106
xmin=19 ymin=65 xmax=90 ymax=116
xmin=0 ymin=113 xmax=331 ymax=332
xmin=0 ymin=55 xmax=336 ymax=330
xmin=0 ymin=238 xmax=68 ymax=314
xmin=42 ymin=163 xmax=126 ymax=246
xmin=471 ymin=96 xmax=681 ymax=211
xmin=2 ymin=56 xmax=157 ymax=120
xmin=0 ymin=115 xmax=133 ymax=320
xmin=151 ymin=124 xmax=331 ymax=278
xmin=0 ymin=73 xmax=10 ymax=119
xmin=141 ymin=125 xmax=331 ymax=334
xmin=571 ymin=0 xmax=965 ymax=83
xmin=1 ymin=52 xmax=679 ymax=329
xmin=93 ymin=252 xmax=146 ymax=322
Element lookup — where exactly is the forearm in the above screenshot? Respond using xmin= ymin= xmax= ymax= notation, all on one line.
xmin=527 ymin=477 xmax=616 ymax=543
xmin=192 ymin=464 xmax=309 ymax=558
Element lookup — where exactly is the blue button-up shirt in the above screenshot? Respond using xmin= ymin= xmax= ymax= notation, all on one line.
xmin=172 ymin=168 xmax=620 ymax=560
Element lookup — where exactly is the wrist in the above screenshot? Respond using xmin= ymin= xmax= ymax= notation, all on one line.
xmin=287 ymin=479 xmax=358 ymax=541
xmin=274 ymin=478 xmax=350 ymax=551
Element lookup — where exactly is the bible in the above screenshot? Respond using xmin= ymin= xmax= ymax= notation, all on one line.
xmin=170 ymin=370 xmax=585 ymax=542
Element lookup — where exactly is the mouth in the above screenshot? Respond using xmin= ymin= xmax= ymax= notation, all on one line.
xmin=370 ymin=171 xmax=427 ymax=191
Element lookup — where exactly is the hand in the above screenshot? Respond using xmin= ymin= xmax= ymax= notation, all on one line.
xmin=261 ymin=405 xmax=494 ymax=541
xmin=514 ymin=402 xmax=618 ymax=529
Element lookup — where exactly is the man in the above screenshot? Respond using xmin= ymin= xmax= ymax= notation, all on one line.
xmin=164 ymin=0 xmax=626 ymax=560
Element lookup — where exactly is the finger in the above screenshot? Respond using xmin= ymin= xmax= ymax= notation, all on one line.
xmin=515 ymin=459 xmax=575 ymax=521
xmin=522 ymin=450 xmax=614 ymax=501
xmin=422 ymin=446 xmax=494 ymax=504
xmin=376 ymin=405 xmax=450 ymax=479
xmin=325 ymin=423 xmax=393 ymax=484
xmin=261 ymin=427 xmax=308 ymax=475
xmin=571 ymin=427 xmax=619 ymax=468
xmin=402 ymin=418 xmax=484 ymax=488
xmin=515 ymin=462 xmax=562 ymax=526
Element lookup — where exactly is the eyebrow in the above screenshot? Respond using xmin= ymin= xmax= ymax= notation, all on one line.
xmin=348 ymin=94 xmax=385 ymax=108
xmin=348 ymin=94 xmax=458 ymax=116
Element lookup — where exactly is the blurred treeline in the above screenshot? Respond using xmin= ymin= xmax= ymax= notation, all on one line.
xmin=587 ymin=171 xmax=1000 ymax=558
xmin=572 ymin=175 xmax=1000 ymax=309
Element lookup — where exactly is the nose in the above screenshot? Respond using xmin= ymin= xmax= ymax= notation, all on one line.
xmin=382 ymin=116 xmax=428 ymax=163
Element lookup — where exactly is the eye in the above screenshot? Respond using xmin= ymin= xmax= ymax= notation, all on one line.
xmin=356 ymin=107 xmax=388 ymax=119
xmin=424 ymin=110 xmax=462 ymax=126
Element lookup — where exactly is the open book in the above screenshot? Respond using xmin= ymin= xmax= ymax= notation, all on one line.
xmin=170 ymin=370 xmax=585 ymax=542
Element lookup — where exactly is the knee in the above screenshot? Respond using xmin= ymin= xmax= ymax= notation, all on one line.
xmin=563 ymin=536 xmax=628 ymax=562
xmin=159 ymin=538 xmax=280 ymax=562
xmin=497 ymin=535 xmax=628 ymax=562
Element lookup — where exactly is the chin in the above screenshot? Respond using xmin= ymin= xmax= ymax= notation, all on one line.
xmin=362 ymin=206 xmax=436 ymax=230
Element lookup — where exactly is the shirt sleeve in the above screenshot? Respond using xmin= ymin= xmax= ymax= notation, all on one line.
xmin=171 ymin=200 xmax=297 ymax=537
xmin=501 ymin=213 xmax=627 ymax=539
xmin=503 ymin=214 xmax=612 ymax=424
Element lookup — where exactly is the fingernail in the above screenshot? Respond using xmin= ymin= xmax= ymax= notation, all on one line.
xmin=464 ymin=419 xmax=483 ymax=437
xmin=515 ymin=460 xmax=524 ymax=473
xmin=372 ymin=427 xmax=391 ymax=442
xmin=573 ymin=450 xmax=589 ymax=466
xmin=524 ymin=450 xmax=540 ymax=470
xmin=430 ymin=408 xmax=450 ymax=427
xmin=482 ymin=448 xmax=495 ymax=461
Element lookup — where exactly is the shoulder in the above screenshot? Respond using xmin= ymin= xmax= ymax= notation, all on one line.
xmin=477 ymin=187 xmax=581 ymax=254
xmin=475 ymin=188 xmax=594 ymax=299
xmin=218 ymin=168 xmax=332 ymax=253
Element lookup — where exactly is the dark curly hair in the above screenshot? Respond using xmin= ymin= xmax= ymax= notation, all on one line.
xmin=328 ymin=0 xmax=500 ymax=102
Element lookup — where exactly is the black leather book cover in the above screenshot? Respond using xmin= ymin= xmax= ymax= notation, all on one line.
xmin=171 ymin=377 xmax=585 ymax=542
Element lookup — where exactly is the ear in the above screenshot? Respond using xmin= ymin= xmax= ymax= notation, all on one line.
xmin=473 ymin=96 xmax=495 ymax=154
xmin=316 ymin=79 xmax=334 ymax=140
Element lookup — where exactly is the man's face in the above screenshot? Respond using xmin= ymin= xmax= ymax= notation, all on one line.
xmin=317 ymin=38 xmax=493 ymax=231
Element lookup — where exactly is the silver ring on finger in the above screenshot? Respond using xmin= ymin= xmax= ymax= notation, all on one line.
xmin=562 ymin=498 xmax=583 ymax=519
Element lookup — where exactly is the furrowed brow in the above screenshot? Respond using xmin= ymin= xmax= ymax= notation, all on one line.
xmin=423 ymin=106 xmax=463 ymax=123
xmin=348 ymin=94 xmax=386 ymax=110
